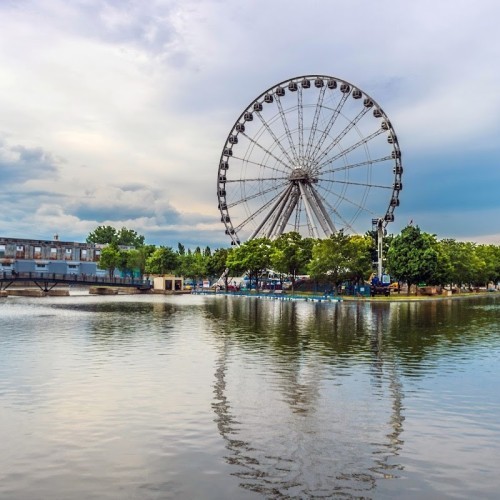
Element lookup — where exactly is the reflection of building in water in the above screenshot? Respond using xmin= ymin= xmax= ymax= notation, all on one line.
xmin=208 ymin=298 xmax=406 ymax=497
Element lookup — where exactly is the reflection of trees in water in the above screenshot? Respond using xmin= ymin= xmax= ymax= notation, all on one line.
xmin=207 ymin=297 xmax=407 ymax=498
xmin=58 ymin=300 xmax=180 ymax=345
xmin=384 ymin=297 xmax=500 ymax=375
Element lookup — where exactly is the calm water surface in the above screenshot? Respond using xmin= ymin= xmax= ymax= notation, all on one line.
xmin=1 ymin=293 xmax=499 ymax=499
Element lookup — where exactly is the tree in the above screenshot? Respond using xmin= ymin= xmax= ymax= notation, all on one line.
xmin=270 ymin=232 xmax=312 ymax=292
xmin=86 ymin=225 xmax=145 ymax=248
xmin=386 ymin=225 xmax=440 ymax=294
xmin=439 ymin=239 xmax=477 ymax=289
xmin=86 ymin=225 xmax=117 ymax=245
xmin=98 ymin=243 xmax=120 ymax=278
xmin=115 ymin=227 xmax=145 ymax=248
xmin=226 ymin=238 xmax=272 ymax=291
xmin=344 ymin=235 xmax=373 ymax=284
xmin=307 ymin=232 xmax=366 ymax=291
xmin=178 ymin=251 xmax=207 ymax=287
xmin=145 ymin=247 xmax=179 ymax=275
xmin=206 ymin=248 xmax=231 ymax=289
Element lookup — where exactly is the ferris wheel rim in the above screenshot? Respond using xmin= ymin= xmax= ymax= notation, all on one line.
xmin=217 ymin=74 xmax=403 ymax=245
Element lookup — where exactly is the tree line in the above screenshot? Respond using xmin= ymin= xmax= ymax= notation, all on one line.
xmin=88 ymin=225 xmax=500 ymax=292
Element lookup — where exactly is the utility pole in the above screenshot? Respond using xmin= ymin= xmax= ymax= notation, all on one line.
xmin=372 ymin=218 xmax=384 ymax=280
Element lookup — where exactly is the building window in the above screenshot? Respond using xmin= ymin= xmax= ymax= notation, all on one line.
xmin=34 ymin=246 xmax=42 ymax=259
xmin=81 ymin=249 xmax=88 ymax=261
xmin=0 ymin=245 xmax=5 ymax=258
xmin=16 ymin=245 xmax=25 ymax=259
xmin=65 ymin=248 xmax=72 ymax=260
xmin=35 ymin=263 xmax=48 ymax=271
xmin=50 ymin=247 xmax=57 ymax=257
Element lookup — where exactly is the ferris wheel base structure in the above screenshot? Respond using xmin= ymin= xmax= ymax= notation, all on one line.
xmin=217 ymin=75 xmax=403 ymax=245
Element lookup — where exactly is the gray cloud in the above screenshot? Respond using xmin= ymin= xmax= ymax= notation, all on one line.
xmin=0 ymin=139 xmax=61 ymax=185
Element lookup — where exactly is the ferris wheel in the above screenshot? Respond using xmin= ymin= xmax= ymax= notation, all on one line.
xmin=217 ymin=75 xmax=403 ymax=245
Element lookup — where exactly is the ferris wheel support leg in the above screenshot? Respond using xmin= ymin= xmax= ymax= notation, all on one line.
xmin=249 ymin=184 xmax=293 ymax=240
xmin=266 ymin=188 xmax=293 ymax=239
xmin=298 ymin=183 xmax=320 ymax=239
xmin=309 ymin=186 xmax=336 ymax=236
xmin=274 ymin=192 xmax=299 ymax=237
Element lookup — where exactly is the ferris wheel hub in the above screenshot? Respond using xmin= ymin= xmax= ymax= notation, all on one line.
xmin=289 ymin=167 xmax=316 ymax=184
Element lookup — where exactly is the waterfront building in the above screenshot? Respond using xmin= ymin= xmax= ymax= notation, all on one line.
xmin=0 ymin=236 xmax=104 ymax=276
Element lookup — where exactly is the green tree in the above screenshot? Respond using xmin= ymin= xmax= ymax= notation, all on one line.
xmin=439 ymin=239 xmax=478 ymax=289
xmin=178 ymin=251 xmax=207 ymax=287
xmin=226 ymin=238 xmax=272 ymax=291
xmin=307 ymin=232 xmax=364 ymax=291
xmin=145 ymin=247 xmax=179 ymax=275
xmin=386 ymin=225 xmax=440 ymax=294
xmin=115 ymin=227 xmax=145 ymax=248
xmin=98 ymin=243 xmax=121 ymax=278
xmin=344 ymin=235 xmax=373 ymax=284
xmin=86 ymin=225 xmax=145 ymax=248
xmin=86 ymin=225 xmax=117 ymax=245
xmin=270 ymin=232 xmax=312 ymax=292
xmin=206 ymin=248 xmax=232 ymax=289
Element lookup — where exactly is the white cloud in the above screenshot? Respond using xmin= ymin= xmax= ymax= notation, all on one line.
xmin=0 ymin=0 xmax=499 ymax=246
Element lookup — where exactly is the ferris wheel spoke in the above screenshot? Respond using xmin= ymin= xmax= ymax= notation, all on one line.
xmin=253 ymin=111 xmax=295 ymax=167
xmin=248 ymin=183 xmax=294 ymax=239
xmin=316 ymin=129 xmax=385 ymax=172
xmin=231 ymin=155 xmax=290 ymax=177
xmin=312 ymin=106 xmax=371 ymax=165
xmin=275 ymin=95 xmax=299 ymax=163
xmin=239 ymin=131 xmax=292 ymax=171
xmin=304 ymin=85 xmax=326 ymax=160
xmin=313 ymin=189 xmax=359 ymax=233
xmin=297 ymin=87 xmax=304 ymax=160
xmin=225 ymin=175 xmax=288 ymax=184
xmin=233 ymin=184 xmax=291 ymax=234
xmin=322 ymin=183 xmax=373 ymax=214
xmin=317 ymin=178 xmax=392 ymax=190
xmin=309 ymin=91 xmax=349 ymax=161
xmin=320 ymin=155 xmax=393 ymax=176
xmin=227 ymin=180 xmax=289 ymax=209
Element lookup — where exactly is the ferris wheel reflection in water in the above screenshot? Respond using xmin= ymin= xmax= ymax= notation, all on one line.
xmin=209 ymin=299 xmax=404 ymax=497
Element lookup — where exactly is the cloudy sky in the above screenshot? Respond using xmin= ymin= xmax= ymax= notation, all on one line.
xmin=0 ymin=0 xmax=499 ymax=248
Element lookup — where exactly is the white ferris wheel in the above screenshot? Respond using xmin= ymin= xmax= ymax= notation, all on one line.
xmin=217 ymin=75 xmax=403 ymax=245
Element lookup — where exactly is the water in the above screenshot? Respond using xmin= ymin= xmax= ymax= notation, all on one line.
xmin=1 ymin=293 xmax=499 ymax=499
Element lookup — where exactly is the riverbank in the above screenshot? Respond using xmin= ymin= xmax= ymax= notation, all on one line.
xmin=193 ymin=289 xmax=499 ymax=303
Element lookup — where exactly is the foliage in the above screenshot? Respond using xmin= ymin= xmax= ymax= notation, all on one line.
xmin=307 ymin=232 xmax=372 ymax=288
xmin=226 ymin=238 xmax=272 ymax=290
xmin=98 ymin=243 xmax=120 ymax=278
xmin=386 ymin=225 xmax=440 ymax=292
xmin=145 ymin=247 xmax=179 ymax=275
xmin=86 ymin=225 xmax=118 ymax=245
xmin=86 ymin=225 xmax=145 ymax=248
xmin=270 ymin=232 xmax=312 ymax=290
xmin=177 ymin=251 xmax=206 ymax=282
xmin=115 ymin=227 xmax=145 ymax=247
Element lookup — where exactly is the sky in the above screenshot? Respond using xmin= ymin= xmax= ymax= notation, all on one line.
xmin=0 ymin=0 xmax=499 ymax=249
